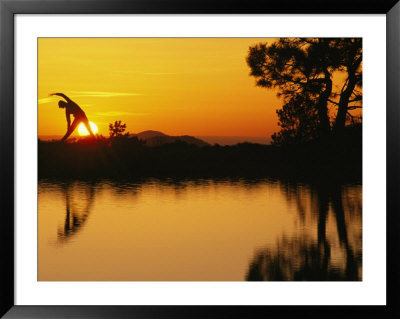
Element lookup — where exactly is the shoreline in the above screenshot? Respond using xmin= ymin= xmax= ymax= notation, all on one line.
xmin=38 ymin=137 xmax=362 ymax=183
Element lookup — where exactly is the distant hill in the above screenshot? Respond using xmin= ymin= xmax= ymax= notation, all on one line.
xmin=196 ymin=136 xmax=270 ymax=146
xmin=134 ymin=130 xmax=167 ymax=140
xmin=130 ymin=130 xmax=209 ymax=147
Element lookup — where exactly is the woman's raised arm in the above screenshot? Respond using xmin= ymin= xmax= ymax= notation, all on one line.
xmin=50 ymin=92 xmax=72 ymax=102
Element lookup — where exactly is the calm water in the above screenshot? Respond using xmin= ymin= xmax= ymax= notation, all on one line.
xmin=38 ymin=178 xmax=362 ymax=281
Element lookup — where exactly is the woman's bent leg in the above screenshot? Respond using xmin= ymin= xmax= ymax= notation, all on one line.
xmin=61 ymin=119 xmax=80 ymax=141
xmin=83 ymin=119 xmax=96 ymax=138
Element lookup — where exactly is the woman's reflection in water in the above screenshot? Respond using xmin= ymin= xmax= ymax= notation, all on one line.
xmin=246 ymin=182 xmax=362 ymax=281
xmin=57 ymin=182 xmax=95 ymax=242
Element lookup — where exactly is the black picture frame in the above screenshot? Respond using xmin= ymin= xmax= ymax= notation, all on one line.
xmin=1 ymin=0 xmax=399 ymax=318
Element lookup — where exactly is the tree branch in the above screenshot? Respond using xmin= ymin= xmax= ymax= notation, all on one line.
xmin=348 ymin=96 xmax=362 ymax=103
xmin=348 ymin=105 xmax=362 ymax=110
xmin=327 ymin=99 xmax=339 ymax=106
xmin=341 ymin=78 xmax=349 ymax=94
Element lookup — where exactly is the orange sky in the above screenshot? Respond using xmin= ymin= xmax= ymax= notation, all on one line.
xmin=38 ymin=38 xmax=280 ymax=138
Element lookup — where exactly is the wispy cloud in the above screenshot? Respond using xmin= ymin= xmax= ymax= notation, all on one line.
xmin=112 ymin=70 xmax=177 ymax=76
xmin=38 ymin=91 xmax=143 ymax=105
xmin=93 ymin=111 xmax=150 ymax=117
xmin=38 ymin=97 xmax=57 ymax=105
xmin=68 ymin=91 xmax=143 ymax=98
xmin=142 ymin=72 xmax=176 ymax=76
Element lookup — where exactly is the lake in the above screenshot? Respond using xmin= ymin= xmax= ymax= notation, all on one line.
xmin=38 ymin=178 xmax=362 ymax=281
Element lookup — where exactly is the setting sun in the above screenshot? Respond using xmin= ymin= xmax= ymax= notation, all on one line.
xmin=78 ymin=121 xmax=98 ymax=136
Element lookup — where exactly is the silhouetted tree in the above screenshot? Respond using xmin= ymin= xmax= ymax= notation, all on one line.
xmin=109 ymin=120 xmax=128 ymax=137
xmin=247 ymin=38 xmax=362 ymax=143
xmin=271 ymin=93 xmax=319 ymax=145
xmin=331 ymin=39 xmax=362 ymax=134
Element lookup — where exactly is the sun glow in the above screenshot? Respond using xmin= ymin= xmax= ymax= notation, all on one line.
xmin=77 ymin=121 xmax=98 ymax=136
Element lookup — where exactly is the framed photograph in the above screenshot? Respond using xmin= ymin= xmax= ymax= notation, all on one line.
xmin=1 ymin=0 xmax=399 ymax=318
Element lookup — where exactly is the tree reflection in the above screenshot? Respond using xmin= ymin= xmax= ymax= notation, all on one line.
xmin=246 ymin=182 xmax=362 ymax=281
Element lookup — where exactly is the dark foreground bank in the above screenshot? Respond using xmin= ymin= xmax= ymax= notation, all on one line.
xmin=38 ymin=131 xmax=361 ymax=182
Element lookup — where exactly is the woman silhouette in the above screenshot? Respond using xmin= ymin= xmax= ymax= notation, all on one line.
xmin=51 ymin=93 xmax=96 ymax=141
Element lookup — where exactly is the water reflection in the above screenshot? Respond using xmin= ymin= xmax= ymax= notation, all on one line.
xmin=246 ymin=182 xmax=362 ymax=281
xmin=39 ymin=178 xmax=361 ymax=281
xmin=57 ymin=182 xmax=96 ymax=242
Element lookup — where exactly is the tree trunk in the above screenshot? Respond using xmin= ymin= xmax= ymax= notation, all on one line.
xmin=334 ymin=56 xmax=362 ymax=135
xmin=315 ymin=77 xmax=332 ymax=138
xmin=334 ymin=76 xmax=358 ymax=134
